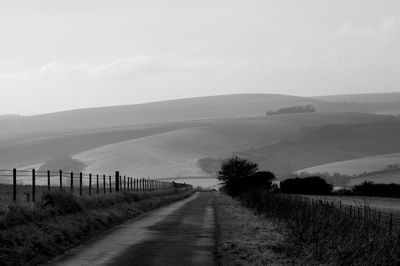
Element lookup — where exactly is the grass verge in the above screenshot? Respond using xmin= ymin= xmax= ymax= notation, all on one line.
xmin=214 ymin=192 xmax=308 ymax=266
xmin=0 ymin=189 xmax=193 ymax=265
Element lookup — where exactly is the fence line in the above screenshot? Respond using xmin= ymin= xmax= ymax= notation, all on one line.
xmin=0 ymin=169 xmax=192 ymax=204
xmin=285 ymin=194 xmax=400 ymax=235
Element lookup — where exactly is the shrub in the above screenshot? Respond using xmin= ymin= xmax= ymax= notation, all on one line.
xmin=280 ymin=176 xmax=332 ymax=195
xmin=41 ymin=191 xmax=82 ymax=215
xmin=217 ymin=156 xmax=274 ymax=195
xmin=353 ymin=181 xmax=400 ymax=197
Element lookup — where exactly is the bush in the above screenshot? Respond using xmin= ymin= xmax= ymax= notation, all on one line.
xmin=217 ymin=156 xmax=274 ymax=195
xmin=41 ymin=191 xmax=82 ymax=215
xmin=353 ymin=182 xmax=400 ymax=197
xmin=280 ymin=176 xmax=332 ymax=195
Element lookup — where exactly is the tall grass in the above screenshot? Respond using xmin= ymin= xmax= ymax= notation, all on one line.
xmin=239 ymin=189 xmax=400 ymax=265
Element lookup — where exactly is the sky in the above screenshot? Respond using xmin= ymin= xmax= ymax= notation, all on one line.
xmin=1 ymin=0 xmax=400 ymax=115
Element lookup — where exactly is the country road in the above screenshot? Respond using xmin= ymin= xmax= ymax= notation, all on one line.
xmin=48 ymin=192 xmax=216 ymax=266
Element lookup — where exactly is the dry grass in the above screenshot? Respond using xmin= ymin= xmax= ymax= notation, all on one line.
xmin=214 ymin=192 xmax=308 ymax=266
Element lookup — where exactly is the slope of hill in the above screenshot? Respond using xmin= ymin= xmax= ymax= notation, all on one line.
xmin=297 ymin=153 xmax=400 ymax=176
xmin=237 ymin=116 xmax=400 ymax=176
xmin=0 ymin=120 xmax=204 ymax=169
xmin=0 ymin=94 xmax=323 ymax=138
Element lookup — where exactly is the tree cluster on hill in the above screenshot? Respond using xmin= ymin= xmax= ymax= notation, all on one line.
xmin=217 ymin=156 xmax=275 ymax=196
xmin=280 ymin=176 xmax=333 ymax=195
xmin=266 ymin=104 xmax=316 ymax=115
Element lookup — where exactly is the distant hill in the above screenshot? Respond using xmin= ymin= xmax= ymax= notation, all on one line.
xmin=2 ymin=93 xmax=400 ymax=140
xmin=0 ymin=94 xmax=325 ymax=138
xmin=314 ymin=92 xmax=400 ymax=103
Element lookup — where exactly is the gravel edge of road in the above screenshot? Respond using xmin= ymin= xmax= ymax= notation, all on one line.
xmin=214 ymin=192 xmax=307 ymax=266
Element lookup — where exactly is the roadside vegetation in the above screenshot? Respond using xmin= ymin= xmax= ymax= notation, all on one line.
xmin=216 ymin=156 xmax=400 ymax=265
xmin=0 ymin=188 xmax=193 ymax=265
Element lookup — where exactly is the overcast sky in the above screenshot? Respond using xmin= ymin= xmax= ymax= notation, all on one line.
xmin=1 ymin=0 xmax=400 ymax=115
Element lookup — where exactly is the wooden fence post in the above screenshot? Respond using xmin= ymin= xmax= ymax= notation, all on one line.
xmin=115 ymin=171 xmax=120 ymax=192
xmin=59 ymin=170 xmax=63 ymax=190
xmin=32 ymin=169 xmax=36 ymax=202
xmin=89 ymin=174 xmax=92 ymax=195
xmin=12 ymin=169 xmax=17 ymax=202
xmin=47 ymin=170 xmax=51 ymax=191
xmin=70 ymin=172 xmax=74 ymax=194
xmin=80 ymin=173 xmax=83 ymax=196
xmin=103 ymin=175 xmax=106 ymax=194
xmin=96 ymin=174 xmax=99 ymax=194
xmin=124 ymin=176 xmax=126 ymax=191
xmin=109 ymin=176 xmax=112 ymax=193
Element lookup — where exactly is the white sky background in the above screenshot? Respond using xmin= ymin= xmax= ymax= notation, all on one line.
xmin=1 ymin=0 xmax=400 ymax=115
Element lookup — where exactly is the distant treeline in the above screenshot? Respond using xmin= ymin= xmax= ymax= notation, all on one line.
xmin=352 ymin=182 xmax=400 ymax=197
xmin=266 ymin=104 xmax=316 ymax=116
xmin=280 ymin=175 xmax=400 ymax=198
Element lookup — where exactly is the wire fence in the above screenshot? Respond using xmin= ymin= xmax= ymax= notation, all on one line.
xmin=0 ymin=169 xmax=192 ymax=204
xmin=287 ymin=194 xmax=400 ymax=235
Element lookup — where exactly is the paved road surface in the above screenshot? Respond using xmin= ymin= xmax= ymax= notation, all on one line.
xmin=49 ymin=192 xmax=216 ymax=266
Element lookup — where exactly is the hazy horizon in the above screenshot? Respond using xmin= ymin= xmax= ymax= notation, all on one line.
xmin=1 ymin=0 xmax=400 ymax=115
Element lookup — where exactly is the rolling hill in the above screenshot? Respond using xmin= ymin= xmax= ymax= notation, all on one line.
xmin=0 ymin=94 xmax=324 ymax=139
xmin=72 ymin=112 xmax=388 ymax=179
xmin=1 ymin=93 xmax=400 ymax=187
